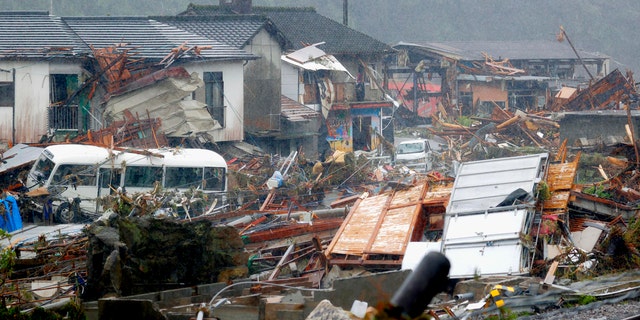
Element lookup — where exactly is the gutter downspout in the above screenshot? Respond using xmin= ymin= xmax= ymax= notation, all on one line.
xmin=12 ymin=68 xmax=15 ymax=145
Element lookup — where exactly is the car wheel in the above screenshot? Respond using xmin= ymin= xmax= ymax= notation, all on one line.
xmin=55 ymin=202 xmax=77 ymax=224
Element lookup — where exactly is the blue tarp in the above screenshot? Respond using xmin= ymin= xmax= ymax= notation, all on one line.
xmin=0 ymin=194 xmax=22 ymax=232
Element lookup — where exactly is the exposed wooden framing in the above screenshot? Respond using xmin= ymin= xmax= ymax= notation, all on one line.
xmin=325 ymin=181 xmax=444 ymax=267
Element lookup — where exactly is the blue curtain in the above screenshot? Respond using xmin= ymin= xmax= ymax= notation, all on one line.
xmin=0 ymin=194 xmax=22 ymax=232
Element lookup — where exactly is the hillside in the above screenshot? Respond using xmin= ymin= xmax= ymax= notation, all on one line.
xmin=2 ymin=0 xmax=638 ymax=75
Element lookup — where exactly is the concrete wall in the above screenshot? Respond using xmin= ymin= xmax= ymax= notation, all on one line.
xmin=558 ymin=110 xmax=640 ymax=147
xmin=314 ymin=269 xmax=410 ymax=311
xmin=244 ymin=29 xmax=282 ymax=133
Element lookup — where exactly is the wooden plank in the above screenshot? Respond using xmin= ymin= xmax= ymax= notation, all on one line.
xmin=543 ymin=260 xmax=560 ymax=285
xmin=325 ymin=193 xmax=368 ymax=257
xmin=329 ymin=194 xmax=388 ymax=255
xmin=362 ymin=188 xmax=396 ymax=255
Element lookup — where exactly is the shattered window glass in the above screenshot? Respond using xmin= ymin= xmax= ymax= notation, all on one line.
xmin=203 ymin=167 xmax=225 ymax=191
xmin=51 ymin=164 xmax=97 ymax=186
xmin=99 ymin=168 xmax=122 ymax=189
xmin=165 ymin=167 xmax=203 ymax=189
xmin=31 ymin=156 xmax=55 ymax=184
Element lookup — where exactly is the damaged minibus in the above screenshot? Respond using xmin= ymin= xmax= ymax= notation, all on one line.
xmin=25 ymin=144 xmax=227 ymax=223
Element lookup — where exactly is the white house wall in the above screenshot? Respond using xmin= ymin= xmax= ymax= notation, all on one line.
xmin=0 ymin=62 xmax=48 ymax=144
xmin=281 ymin=62 xmax=300 ymax=103
xmin=184 ymin=61 xmax=245 ymax=142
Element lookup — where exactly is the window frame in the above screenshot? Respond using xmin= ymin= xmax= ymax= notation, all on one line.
xmin=204 ymin=71 xmax=225 ymax=127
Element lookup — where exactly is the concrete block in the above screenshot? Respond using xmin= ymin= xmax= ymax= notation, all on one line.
xmin=159 ymin=287 xmax=194 ymax=302
xmin=314 ymin=269 xmax=410 ymax=311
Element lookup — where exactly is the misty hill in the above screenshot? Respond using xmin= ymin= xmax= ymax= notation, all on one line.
xmin=2 ymin=0 xmax=638 ymax=76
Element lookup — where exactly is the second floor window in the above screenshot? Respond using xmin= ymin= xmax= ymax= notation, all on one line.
xmin=0 ymin=81 xmax=14 ymax=108
xmin=204 ymin=72 xmax=224 ymax=127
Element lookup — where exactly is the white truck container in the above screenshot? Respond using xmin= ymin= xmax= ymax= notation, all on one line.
xmin=395 ymin=139 xmax=434 ymax=172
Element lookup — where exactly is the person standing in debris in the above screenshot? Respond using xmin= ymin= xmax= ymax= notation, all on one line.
xmin=0 ymin=190 xmax=22 ymax=232
xmin=356 ymin=67 xmax=365 ymax=101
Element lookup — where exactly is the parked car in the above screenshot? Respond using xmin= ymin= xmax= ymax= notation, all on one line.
xmin=395 ymin=139 xmax=434 ymax=172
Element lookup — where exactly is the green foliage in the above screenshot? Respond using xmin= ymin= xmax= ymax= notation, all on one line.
xmin=624 ymin=217 xmax=640 ymax=245
xmin=484 ymin=307 xmax=522 ymax=320
xmin=537 ymin=181 xmax=551 ymax=200
xmin=457 ymin=116 xmax=473 ymax=127
xmin=577 ymin=295 xmax=597 ymax=305
xmin=0 ymin=230 xmax=16 ymax=285
xmin=583 ymin=185 xmax=611 ymax=199
xmin=0 ymin=301 xmax=86 ymax=320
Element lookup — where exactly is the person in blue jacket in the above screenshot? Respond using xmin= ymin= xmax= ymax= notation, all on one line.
xmin=0 ymin=190 xmax=22 ymax=232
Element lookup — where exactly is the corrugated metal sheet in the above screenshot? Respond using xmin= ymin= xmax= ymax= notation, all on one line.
xmin=394 ymin=40 xmax=606 ymax=62
xmin=442 ymin=153 xmax=548 ymax=278
xmin=0 ymin=144 xmax=43 ymax=174
xmin=281 ymin=95 xmax=319 ymax=122
xmin=446 ymin=153 xmax=549 ymax=214
xmin=443 ymin=207 xmax=535 ymax=278
xmin=104 ymin=68 xmax=222 ymax=139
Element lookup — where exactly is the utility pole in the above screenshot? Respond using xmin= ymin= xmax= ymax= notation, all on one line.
xmin=558 ymin=25 xmax=594 ymax=81
xmin=343 ymin=0 xmax=348 ymax=26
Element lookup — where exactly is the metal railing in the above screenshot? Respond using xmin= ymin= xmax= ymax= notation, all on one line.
xmin=48 ymin=105 xmax=78 ymax=130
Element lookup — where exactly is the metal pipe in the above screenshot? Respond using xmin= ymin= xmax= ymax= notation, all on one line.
xmin=389 ymin=251 xmax=451 ymax=318
xmin=11 ymin=68 xmax=15 ymax=145
xmin=454 ymin=292 xmax=475 ymax=301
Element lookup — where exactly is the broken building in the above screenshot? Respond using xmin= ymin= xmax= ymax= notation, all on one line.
xmin=178 ymin=2 xmax=395 ymax=157
xmin=0 ymin=11 xmax=257 ymax=147
xmin=390 ymin=40 xmax=610 ymax=118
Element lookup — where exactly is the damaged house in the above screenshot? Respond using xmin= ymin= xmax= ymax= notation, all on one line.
xmin=556 ymin=68 xmax=639 ymax=148
xmin=178 ymin=2 xmax=395 ymax=157
xmin=154 ymin=13 xmax=312 ymax=156
xmin=0 ymin=11 xmax=257 ymax=147
xmin=390 ymin=40 xmax=610 ymax=118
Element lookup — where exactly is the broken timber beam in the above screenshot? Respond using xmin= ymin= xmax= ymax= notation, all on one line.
xmin=268 ymin=243 xmax=296 ymax=281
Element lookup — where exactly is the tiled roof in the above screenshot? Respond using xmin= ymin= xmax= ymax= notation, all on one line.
xmin=0 ymin=11 xmax=86 ymax=58
xmin=281 ymin=95 xmax=319 ymax=121
xmin=62 ymin=16 xmax=258 ymax=61
xmin=394 ymin=40 xmax=607 ymax=62
xmin=155 ymin=15 xmax=288 ymax=50
xmin=179 ymin=5 xmax=392 ymax=55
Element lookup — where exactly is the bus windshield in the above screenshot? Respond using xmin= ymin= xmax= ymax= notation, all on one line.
xmin=51 ymin=164 xmax=97 ymax=186
xmin=30 ymin=155 xmax=55 ymax=185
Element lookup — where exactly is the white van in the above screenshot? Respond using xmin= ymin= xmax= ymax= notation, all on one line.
xmin=26 ymin=144 xmax=227 ymax=222
xmin=395 ymin=139 xmax=434 ymax=172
